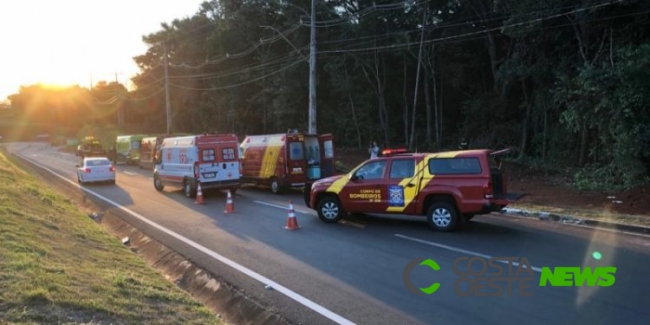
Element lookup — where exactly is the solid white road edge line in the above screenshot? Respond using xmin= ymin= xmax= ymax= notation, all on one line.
xmin=16 ymin=152 xmax=356 ymax=325
xmin=394 ymin=234 xmax=543 ymax=273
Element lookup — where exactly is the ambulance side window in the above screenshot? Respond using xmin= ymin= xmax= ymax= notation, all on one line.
xmin=222 ymin=148 xmax=236 ymax=160
xmin=202 ymin=149 xmax=216 ymax=162
xmin=289 ymin=142 xmax=304 ymax=160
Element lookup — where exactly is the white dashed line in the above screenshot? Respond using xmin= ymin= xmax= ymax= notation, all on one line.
xmin=253 ymin=200 xmax=366 ymax=228
xmin=395 ymin=234 xmax=543 ymax=273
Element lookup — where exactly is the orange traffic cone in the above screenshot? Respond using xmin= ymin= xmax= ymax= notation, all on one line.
xmin=224 ymin=189 xmax=235 ymax=213
xmin=284 ymin=200 xmax=299 ymax=230
xmin=195 ymin=183 xmax=205 ymax=205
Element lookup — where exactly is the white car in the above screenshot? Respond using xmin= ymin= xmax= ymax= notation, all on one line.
xmin=76 ymin=157 xmax=116 ymax=184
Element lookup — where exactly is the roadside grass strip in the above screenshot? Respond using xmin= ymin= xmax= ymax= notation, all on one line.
xmin=0 ymin=150 xmax=222 ymax=325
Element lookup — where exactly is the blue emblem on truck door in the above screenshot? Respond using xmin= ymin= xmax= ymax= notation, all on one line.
xmin=389 ymin=185 xmax=405 ymax=206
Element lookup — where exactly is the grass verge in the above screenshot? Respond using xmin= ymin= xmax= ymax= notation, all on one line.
xmin=0 ymin=149 xmax=222 ymax=324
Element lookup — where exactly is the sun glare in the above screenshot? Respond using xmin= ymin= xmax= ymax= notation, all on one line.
xmin=39 ymin=84 xmax=76 ymax=91
xmin=0 ymin=1 xmax=204 ymax=101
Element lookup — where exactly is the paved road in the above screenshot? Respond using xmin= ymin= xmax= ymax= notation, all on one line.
xmin=7 ymin=143 xmax=650 ymax=325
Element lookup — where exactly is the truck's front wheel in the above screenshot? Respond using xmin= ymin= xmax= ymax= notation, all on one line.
xmin=153 ymin=175 xmax=164 ymax=191
xmin=317 ymin=196 xmax=343 ymax=223
xmin=426 ymin=202 xmax=459 ymax=232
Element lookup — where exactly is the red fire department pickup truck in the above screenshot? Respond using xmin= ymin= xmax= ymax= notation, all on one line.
xmin=304 ymin=148 xmax=525 ymax=232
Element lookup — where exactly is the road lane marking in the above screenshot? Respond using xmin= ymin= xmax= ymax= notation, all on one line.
xmin=395 ymin=234 xmax=543 ymax=273
xmin=123 ymin=171 xmax=137 ymax=176
xmin=254 ymin=200 xmax=366 ymax=228
xmin=254 ymin=200 xmax=317 ymax=216
xmin=254 ymin=200 xmax=290 ymax=210
xmin=16 ymin=153 xmax=356 ymax=325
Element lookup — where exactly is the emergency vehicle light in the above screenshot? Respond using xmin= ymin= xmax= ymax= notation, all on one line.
xmin=382 ymin=148 xmax=408 ymax=156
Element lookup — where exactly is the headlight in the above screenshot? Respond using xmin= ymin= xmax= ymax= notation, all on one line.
xmin=314 ymin=182 xmax=332 ymax=188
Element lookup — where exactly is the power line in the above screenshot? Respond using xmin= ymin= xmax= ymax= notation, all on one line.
xmin=317 ymin=0 xmax=628 ymax=55
xmin=141 ymin=0 xmax=634 ymax=86
xmin=130 ymin=75 xmax=166 ymax=91
xmin=169 ymin=52 xmax=305 ymax=82
xmin=167 ymin=23 xmax=304 ymax=70
xmin=94 ymin=85 xmax=166 ymax=105
xmin=315 ymin=2 xmax=595 ymax=47
xmin=155 ymin=3 xmax=644 ymax=95
xmin=134 ymin=48 xmax=306 ymax=95
xmin=169 ymin=58 xmax=305 ymax=91
xmin=143 ymin=0 xmax=430 ymax=72
xmin=302 ymin=0 xmax=432 ymax=28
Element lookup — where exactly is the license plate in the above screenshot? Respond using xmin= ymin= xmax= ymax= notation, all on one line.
xmin=203 ymin=172 xmax=216 ymax=178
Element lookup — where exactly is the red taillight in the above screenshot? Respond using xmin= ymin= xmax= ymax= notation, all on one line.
xmin=109 ymin=166 xmax=116 ymax=172
xmin=484 ymin=181 xmax=493 ymax=199
xmin=194 ymin=162 xmax=199 ymax=178
xmin=84 ymin=168 xmax=91 ymax=173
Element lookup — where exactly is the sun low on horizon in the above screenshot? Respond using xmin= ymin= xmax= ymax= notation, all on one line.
xmin=0 ymin=0 xmax=205 ymax=102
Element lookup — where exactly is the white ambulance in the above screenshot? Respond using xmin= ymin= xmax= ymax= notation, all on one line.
xmin=153 ymin=133 xmax=242 ymax=198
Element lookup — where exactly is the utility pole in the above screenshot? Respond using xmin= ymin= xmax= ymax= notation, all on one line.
xmin=163 ymin=42 xmax=172 ymax=134
xmin=409 ymin=9 xmax=427 ymax=150
xmin=90 ymin=74 xmax=97 ymax=128
xmin=115 ymin=72 xmax=123 ymax=132
xmin=308 ymin=0 xmax=317 ymax=134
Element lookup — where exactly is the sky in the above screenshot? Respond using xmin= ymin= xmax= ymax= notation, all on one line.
xmin=0 ymin=0 xmax=206 ymax=103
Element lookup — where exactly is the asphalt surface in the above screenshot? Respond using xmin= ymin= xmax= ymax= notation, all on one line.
xmin=7 ymin=142 xmax=650 ymax=325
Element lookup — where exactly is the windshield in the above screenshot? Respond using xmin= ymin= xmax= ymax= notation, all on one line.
xmin=86 ymin=159 xmax=111 ymax=166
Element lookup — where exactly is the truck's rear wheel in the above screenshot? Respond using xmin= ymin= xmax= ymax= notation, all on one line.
xmin=270 ymin=177 xmax=282 ymax=194
xmin=317 ymin=197 xmax=343 ymax=223
xmin=426 ymin=202 xmax=459 ymax=232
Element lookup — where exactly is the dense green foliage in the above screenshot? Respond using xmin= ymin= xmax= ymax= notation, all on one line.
xmin=6 ymin=0 xmax=650 ymax=190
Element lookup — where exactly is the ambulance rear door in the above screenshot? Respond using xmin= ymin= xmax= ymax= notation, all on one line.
xmin=196 ymin=143 xmax=234 ymax=183
xmin=319 ymin=134 xmax=335 ymax=177
xmin=286 ymin=134 xmax=307 ymax=185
